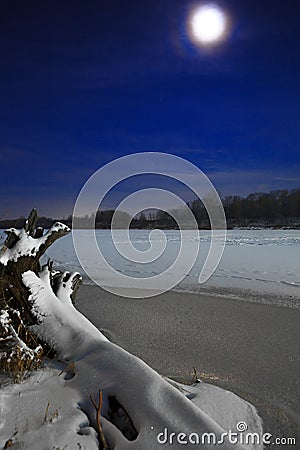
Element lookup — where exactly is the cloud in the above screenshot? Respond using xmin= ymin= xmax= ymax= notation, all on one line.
xmin=273 ymin=177 xmax=300 ymax=182
xmin=207 ymin=166 xmax=300 ymax=196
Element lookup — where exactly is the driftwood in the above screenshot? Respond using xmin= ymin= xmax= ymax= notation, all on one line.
xmin=0 ymin=209 xmax=81 ymax=378
xmin=0 ymin=210 xmax=264 ymax=449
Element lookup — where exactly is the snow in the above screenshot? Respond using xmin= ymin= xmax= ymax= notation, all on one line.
xmin=0 ymin=225 xmax=264 ymax=449
xmin=22 ymin=267 xmax=108 ymax=360
xmin=0 ymin=222 xmax=69 ymax=266
xmin=0 ymin=364 xmax=99 ymax=449
xmin=0 ymin=309 xmax=42 ymax=369
xmin=0 ymin=360 xmax=262 ymax=449
xmin=1 ymin=268 xmax=262 ymax=449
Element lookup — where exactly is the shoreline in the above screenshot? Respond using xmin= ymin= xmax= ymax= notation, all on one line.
xmin=80 ymin=280 xmax=300 ymax=310
xmin=76 ymin=284 xmax=300 ymax=444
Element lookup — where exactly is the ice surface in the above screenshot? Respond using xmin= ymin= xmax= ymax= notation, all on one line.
xmin=42 ymin=229 xmax=300 ymax=304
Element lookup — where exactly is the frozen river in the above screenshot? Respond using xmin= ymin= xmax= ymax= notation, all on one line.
xmin=41 ymin=229 xmax=300 ymax=308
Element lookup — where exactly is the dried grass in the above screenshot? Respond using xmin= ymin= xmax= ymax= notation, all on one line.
xmin=0 ymin=308 xmax=44 ymax=382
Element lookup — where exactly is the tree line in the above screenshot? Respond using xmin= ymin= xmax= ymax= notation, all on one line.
xmin=1 ymin=188 xmax=299 ymax=230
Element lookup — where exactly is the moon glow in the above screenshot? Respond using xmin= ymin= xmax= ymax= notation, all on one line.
xmin=188 ymin=4 xmax=228 ymax=46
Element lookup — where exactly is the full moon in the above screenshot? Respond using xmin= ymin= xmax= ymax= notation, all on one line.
xmin=188 ymin=4 xmax=228 ymax=46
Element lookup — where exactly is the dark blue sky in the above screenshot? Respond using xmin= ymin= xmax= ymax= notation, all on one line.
xmin=1 ymin=0 xmax=299 ymax=217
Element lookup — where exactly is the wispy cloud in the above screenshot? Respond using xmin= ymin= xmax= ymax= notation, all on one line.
xmin=273 ymin=177 xmax=300 ymax=182
xmin=207 ymin=166 xmax=300 ymax=196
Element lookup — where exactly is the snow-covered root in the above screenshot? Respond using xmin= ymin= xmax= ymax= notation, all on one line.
xmin=22 ymin=268 xmax=263 ymax=450
xmin=74 ymin=344 xmax=263 ymax=449
xmin=23 ymin=268 xmax=108 ymax=360
xmin=1 ymin=221 xmax=70 ymax=266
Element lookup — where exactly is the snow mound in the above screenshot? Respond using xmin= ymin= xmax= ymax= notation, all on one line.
xmin=0 ymin=364 xmax=99 ymax=450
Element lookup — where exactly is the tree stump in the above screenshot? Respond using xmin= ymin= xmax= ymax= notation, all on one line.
xmin=0 ymin=209 xmax=81 ymax=380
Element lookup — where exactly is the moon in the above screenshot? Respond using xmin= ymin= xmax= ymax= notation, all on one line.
xmin=188 ymin=4 xmax=229 ymax=46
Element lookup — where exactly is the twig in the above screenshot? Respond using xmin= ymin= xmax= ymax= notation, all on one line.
xmin=90 ymin=390 xmax=110 ymax=450
xmin=192 ymin=366 xmax=201 ymax=383
xmin=44 ymin=401 xmax=50 ymax=422
xmin=58 ymin=361 xmax=76 ymax=379
xmin=44 ymin=401 xmax=60 ymax=423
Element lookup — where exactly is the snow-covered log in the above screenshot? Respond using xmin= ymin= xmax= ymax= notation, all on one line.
xmin=0 ymin=210 xmax=263 ymax=449
xmin=23 ymin=271 xmax=262 ymax=448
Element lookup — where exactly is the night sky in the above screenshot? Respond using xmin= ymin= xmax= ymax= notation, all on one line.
xmin=1 ymin=0 xmax=299 ymax=218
